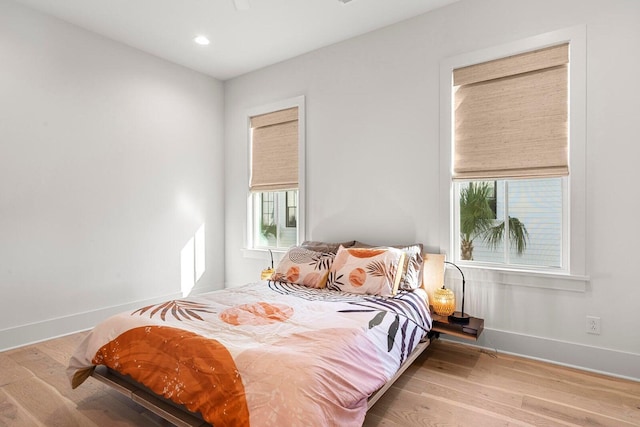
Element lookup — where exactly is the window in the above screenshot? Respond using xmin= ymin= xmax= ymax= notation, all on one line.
xmin=439 ymin=27 xmax=587 ymax=286
xmin=247 ymin=96 xmax=305 ymax=251
xmin=452 ymin=43 xmax=569 ymax=271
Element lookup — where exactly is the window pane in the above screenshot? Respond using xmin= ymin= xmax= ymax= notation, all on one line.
xmin=286 ymin=190 xmax=297 ymax=228
xmin=507 ymin=178 xmax=562 ymax=268
xmin=256 ymin=192 xmax=276 ymax=247
xmin=471 ymin=180 xmax=506 ymax=263
xmin=457 ymin=178 xmax=562 ymax=269
xmin=253 ymin=191 xmax=298 ymax=249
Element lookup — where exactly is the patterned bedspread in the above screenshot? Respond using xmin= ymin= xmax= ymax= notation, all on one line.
xmin=68 ymin=281 xmax=432 ymax=426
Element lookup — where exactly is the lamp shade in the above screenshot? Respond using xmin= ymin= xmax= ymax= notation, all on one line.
xmin=433 ymin=286 xmax=455 ymax=316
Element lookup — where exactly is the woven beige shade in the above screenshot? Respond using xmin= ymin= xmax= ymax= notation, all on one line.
xmin=250 ymin=107 xmax=299 ymax=192
xmin=453 ymin=43 xmax=569 ymax=180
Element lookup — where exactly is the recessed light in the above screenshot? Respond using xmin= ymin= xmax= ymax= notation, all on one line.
xmin=194 ymin=36 xmax=210 ymax=46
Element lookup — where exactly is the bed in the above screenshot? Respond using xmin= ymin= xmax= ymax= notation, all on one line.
xmin=67 ymin=242 xmax=439 ymax=426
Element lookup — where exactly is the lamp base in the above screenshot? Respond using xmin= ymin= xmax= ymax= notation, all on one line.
xmin=448 ymin=311 xmax=471 ymax=324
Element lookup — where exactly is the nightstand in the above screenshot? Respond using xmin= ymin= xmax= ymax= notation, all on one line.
xmin=428 ymin=307 xmax=484 ymax=341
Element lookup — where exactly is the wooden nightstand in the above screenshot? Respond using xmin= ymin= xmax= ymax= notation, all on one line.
xmin=429 ymin=307 xmax=484 ymax=341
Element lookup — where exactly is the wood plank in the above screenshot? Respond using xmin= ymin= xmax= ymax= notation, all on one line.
xmin=37 ymin=332 xmax=88 ymax=366
xmin=413 ymin=355 xmax=475 ymax=379
xmin=0 ymin=352 xmax=33 ymax=388
xmin=405 ymin=365 xmax=525 ymax=409
xmin=469 ymin=357 xmax=640 ymax=424
xmin=0 ymin=388 xmax=45 ymax=427
xmin=4 ymin=344 xmax=161 ymax=426
xmin=7 ymin=343 xmax=105 ymax=402
xmin=522 ymin=394 xmax=638 ymax=427
xmin=3 ymin=376 xmax=95 ymax=426
xmin=415 ymin=340 xmax=485 ymax=369
xmin=362 ymin=412 xmax=403 ymax=427
xmin=508 ymin=358 xmax=640 ymax=398
xmin=367 ymin=382 xmax=519 ymax=427
xmin=420 ymin=377 xmax=575 ymax=426
xmin=7 ymin=346 xmax=66 ymax=380
xmin=390 ymin=364 xmax=572 ymax=426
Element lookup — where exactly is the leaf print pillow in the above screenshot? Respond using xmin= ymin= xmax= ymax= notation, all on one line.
xmin=326 ymin=246 xmax=405 ymax=296
xmin=270 ymin=246 xmax=335 ymax=289
xmin=396 ymin=244 xmax=424 ymax=290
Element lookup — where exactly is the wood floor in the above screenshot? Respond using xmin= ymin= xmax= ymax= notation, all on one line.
xmin=1 ymin=332 xmax=639 ymax=426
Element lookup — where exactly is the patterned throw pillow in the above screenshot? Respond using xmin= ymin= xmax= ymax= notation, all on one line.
xmin=326 ymin=246 xmax=405 ymax=296
xmin=352 ymin=241 xmax=424 ymax=290
xmin=397 ymin=244 xmax=424 ymax=290
xmin=271 ymin=246 xmax=335 ymax=289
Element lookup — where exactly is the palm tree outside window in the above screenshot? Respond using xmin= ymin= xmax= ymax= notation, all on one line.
xmin=457 ymin=179 xmax=562 ymax=268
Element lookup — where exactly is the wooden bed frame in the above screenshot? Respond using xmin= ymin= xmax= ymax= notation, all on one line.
xmin=91 ymin=337 xmax=431 ymax=426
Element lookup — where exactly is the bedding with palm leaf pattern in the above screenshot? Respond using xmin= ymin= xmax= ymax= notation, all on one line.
xmin=68 ymin=280 xmax=431 ymax=427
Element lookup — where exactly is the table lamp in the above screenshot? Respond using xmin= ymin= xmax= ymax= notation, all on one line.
xmin=445 ymin=261 xmax=470 ymax=324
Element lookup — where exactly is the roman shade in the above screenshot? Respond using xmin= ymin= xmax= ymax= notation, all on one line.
xmin=250 ymin=107 xmax=299 ymax=192
xmin=453 ymin=43 xmax=569 ymax=180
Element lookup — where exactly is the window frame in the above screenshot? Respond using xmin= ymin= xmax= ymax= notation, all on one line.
xmin=245 ymin=96 xmax=305 ymax=253
xmin=439 ymin=27 xmax=588 ymax=290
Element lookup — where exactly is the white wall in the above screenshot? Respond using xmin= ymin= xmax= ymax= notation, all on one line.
xmin=224 ymin=0 xmax=640 ymax=379
xmin=0 ymin=0 xmax=225 ymax=349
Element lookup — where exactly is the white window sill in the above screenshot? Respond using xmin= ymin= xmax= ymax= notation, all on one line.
xmin=448 ymin=264 xmax=589 ymax=292
xmin=241 ymin=247 xmax=286 ymax=261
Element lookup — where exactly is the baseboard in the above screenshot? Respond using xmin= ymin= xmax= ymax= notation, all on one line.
xmin=0 ymin=285 xmax=221 ymax=352
xmin=442 ymin=327 xmax=640 ymax=382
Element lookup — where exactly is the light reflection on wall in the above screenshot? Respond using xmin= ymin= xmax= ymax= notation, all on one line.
xmin=181 ymin=224 xmax=205 ymax=297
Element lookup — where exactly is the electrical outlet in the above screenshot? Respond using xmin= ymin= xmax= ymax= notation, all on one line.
xmin=586 ymin=316 xmax=601 ymax=335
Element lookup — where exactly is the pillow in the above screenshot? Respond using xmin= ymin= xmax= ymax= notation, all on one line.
xmin=396 ymin=244 xmax=424 ymax=290
xmin=271 ymin=246 xmax=336 ymax=289
xmin=352 ymin=241 xmax=424 ymax=290
xmin=300 ymin=240 xmax=356 ymax=254
xmin=326 ymin=246 xmax=405 ymax=296
xmin=352 ymin=241 xmax=374 ymax=248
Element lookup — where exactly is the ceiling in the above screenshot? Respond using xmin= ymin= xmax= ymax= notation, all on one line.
xmin=11 ymin=0 xmax=459 ymax=81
